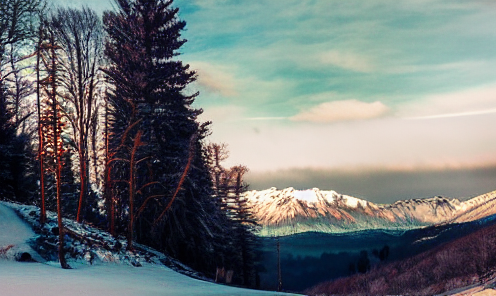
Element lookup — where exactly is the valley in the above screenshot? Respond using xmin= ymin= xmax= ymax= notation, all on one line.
xmin=258 ymin=214 xmax=496 ymax=291
xmin=247 ymin=188 xmax=496 ymax=292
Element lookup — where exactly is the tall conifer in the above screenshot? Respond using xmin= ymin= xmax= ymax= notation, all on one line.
xmin=103 ymin=0 xmax=225 ymax=274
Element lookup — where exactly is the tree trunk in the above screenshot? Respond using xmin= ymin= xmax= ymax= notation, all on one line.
xmin=36 ymin=25 xmax=46 ymax=225
xmin=76 ymin=145 xmax=86 ymax=223
xmin=127 ymin=130 xmax=143 ymax=251
xmin=50 ymin=32 xmax=70 ymax=270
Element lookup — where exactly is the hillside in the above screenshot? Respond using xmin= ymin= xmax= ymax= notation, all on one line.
xmin=0 ymin=202 xmax=298 ymax=296
xmin=305 ymin=220 xmax=496 ymax=295
xmin=245 ymin=187 xmax=496 ymax=236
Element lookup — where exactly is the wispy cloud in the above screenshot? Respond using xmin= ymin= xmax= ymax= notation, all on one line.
xmin=190 ymin=61 xmax=239 ymax=97
xmin=199 ymin=105 xmax=245 ymax=123
xmin=385 ymin=60 xmax=485 ymax=75
xmin=406 ymin=108 xmax=496 ymax=120
xmin=320 ymin=51 xmax=375 ymax=73
xmin=291 ymin=100 xmax=390 ymax=123
xmin=397 ymin=84 xmax=496 ymax=119
xmin=244 ymin=117 xmax=288 ymax=121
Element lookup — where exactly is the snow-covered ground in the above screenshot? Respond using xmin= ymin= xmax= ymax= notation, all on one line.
xmin=0 ymin=261 xmax=297 ymax=296
xmin=0 ymin=203 xmax=299 ymax=296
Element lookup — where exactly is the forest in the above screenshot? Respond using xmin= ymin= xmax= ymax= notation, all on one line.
xmin=0 ymin=0 xmax=259 ymax=287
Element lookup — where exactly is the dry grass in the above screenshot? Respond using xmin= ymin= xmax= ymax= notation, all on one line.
xmin=306 ymin=223 xmax=496 ymax=295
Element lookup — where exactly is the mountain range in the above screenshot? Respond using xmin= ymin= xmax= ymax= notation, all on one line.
xmin=244 ymin=187 xmax=496 ymax=236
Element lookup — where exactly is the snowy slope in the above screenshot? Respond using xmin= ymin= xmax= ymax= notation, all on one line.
xmin=0 ymin=203 xmax=44 ymax=262
xmin=245 ymin=187 xmax=496 ymax=236
xmin=0 ymin=261 xmax=299 ymax=296
xmin=0 ymin=203 xmax=298 ymax=296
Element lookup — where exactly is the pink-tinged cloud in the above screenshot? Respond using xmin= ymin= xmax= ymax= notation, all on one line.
xmin=191 ymin=62 xmax=239 ymax=97
xmin=398 ymin=84 xmax=496 ymax=119
xmin=291 ymin=100 xmax=390 ymax=123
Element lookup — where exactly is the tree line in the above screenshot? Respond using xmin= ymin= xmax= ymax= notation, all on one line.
xmin=0 ymin=0 xmax=259 ymax=287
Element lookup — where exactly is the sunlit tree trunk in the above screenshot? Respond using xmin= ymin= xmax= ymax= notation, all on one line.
xmin=36 ymin=24 xmax=46 ymax=225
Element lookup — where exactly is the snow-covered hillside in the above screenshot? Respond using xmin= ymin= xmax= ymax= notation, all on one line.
xmin=245 ymin=187 xmax=496 ymax=236
xmin=0 ymin=202 xmax=298 ymax=296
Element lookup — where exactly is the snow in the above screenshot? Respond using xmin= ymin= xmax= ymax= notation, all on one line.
xmin=0 ymin=261 xmax=298 ymax=296
xmin=293 ymin=189 xmax=318 ymax=203
xmin=341 ymin=195 xmax=367 ymax=209
xmin=245 ymin=187 xmax=496 ymax=237
xmin=0 ymin=203 xmax=35 ymax=246
xmin=0 ymin=202 xmax=44 ymax=262
xmin=0 ymin=203 xmax=299 ymax=296
xmin=319 ymin=190 xmax=336 ymax=203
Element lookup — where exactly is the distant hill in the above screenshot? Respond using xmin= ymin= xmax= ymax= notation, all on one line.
xmin=305 ymin=217 xmax=496 ymax=295
xmin=245 ymin=187 xmax=496 ymax=236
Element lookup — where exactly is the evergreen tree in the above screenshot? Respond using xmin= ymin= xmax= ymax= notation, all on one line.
xmin=205 ymin=144 xmax=259 ymax=287
xmin=103 ymin=0 xmax=227 ymax=274
xmin=229 ymin=166 xmax=258 ymax=287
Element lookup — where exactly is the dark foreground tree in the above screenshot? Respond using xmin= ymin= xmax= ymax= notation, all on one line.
xmin=0 ymin=77 xmax=17 ymax=199
xmin=103 ymin=0 xmax=228 ymax=275
xmin=0 ymin=0 xmax=44 ymax=203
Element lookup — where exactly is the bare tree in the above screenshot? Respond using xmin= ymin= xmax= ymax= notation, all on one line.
xmin=1 ymin=0 xmax=45 ymax=210
xmin=50 ymin=6 xmax=103 ymax=223
xmin=0 ymin=0 xmax=44 ymax=64
xmin=36 ymin=21 xmax=47 ymax=224
xmin=38 ymin=25 xmax=70 ymax=269
xmin=0 ymin=0 xmax=44 ymax=116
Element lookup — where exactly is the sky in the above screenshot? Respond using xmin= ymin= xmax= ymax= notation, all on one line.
xmin=50 ymin=0 xmax=496 ymax=203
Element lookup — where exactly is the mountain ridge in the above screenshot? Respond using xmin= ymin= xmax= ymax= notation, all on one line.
xmin=244 ymin=187 xmax=496 ymax=236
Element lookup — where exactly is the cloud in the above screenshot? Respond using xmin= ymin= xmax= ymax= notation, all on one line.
xmin=398 ymin=84 xmax=496 ymax=119
xmin=209 ymin=111 xmax=496 ymax=174
xmin=319 ymin=51 xmax=376 ymax=73
xmin=385 ymin=60 xmax=485 ymax=75
xmin=178 ymin=0 xmax=496 ymax=199
xmin=190 ymin=62 xmax=239 ymax=97
xmin=246 ymin=166 xmax=496 ymax=204
xmin=199 ymin=104 xmax=245 ymax=123
xmin=406 ymin=108 xmax=496 ymax=120
xmin=291 ymin=100 xmax=390 ymax=123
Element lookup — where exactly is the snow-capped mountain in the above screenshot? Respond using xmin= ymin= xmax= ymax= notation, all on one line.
xmin=244 ymin=187 xmax=496 ymax=236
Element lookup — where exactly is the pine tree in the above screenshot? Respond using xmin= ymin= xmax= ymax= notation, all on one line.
xmin=103 ymin=0 xmax=226 ymax=274
xmin=205 ymin=144 xmax=259 ymax=287
xmin=229 ymin=166 xmax=258 ymax=287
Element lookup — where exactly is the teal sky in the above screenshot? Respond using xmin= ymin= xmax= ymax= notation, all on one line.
xmin=51 ymin=0 xmax=496 ymax=201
